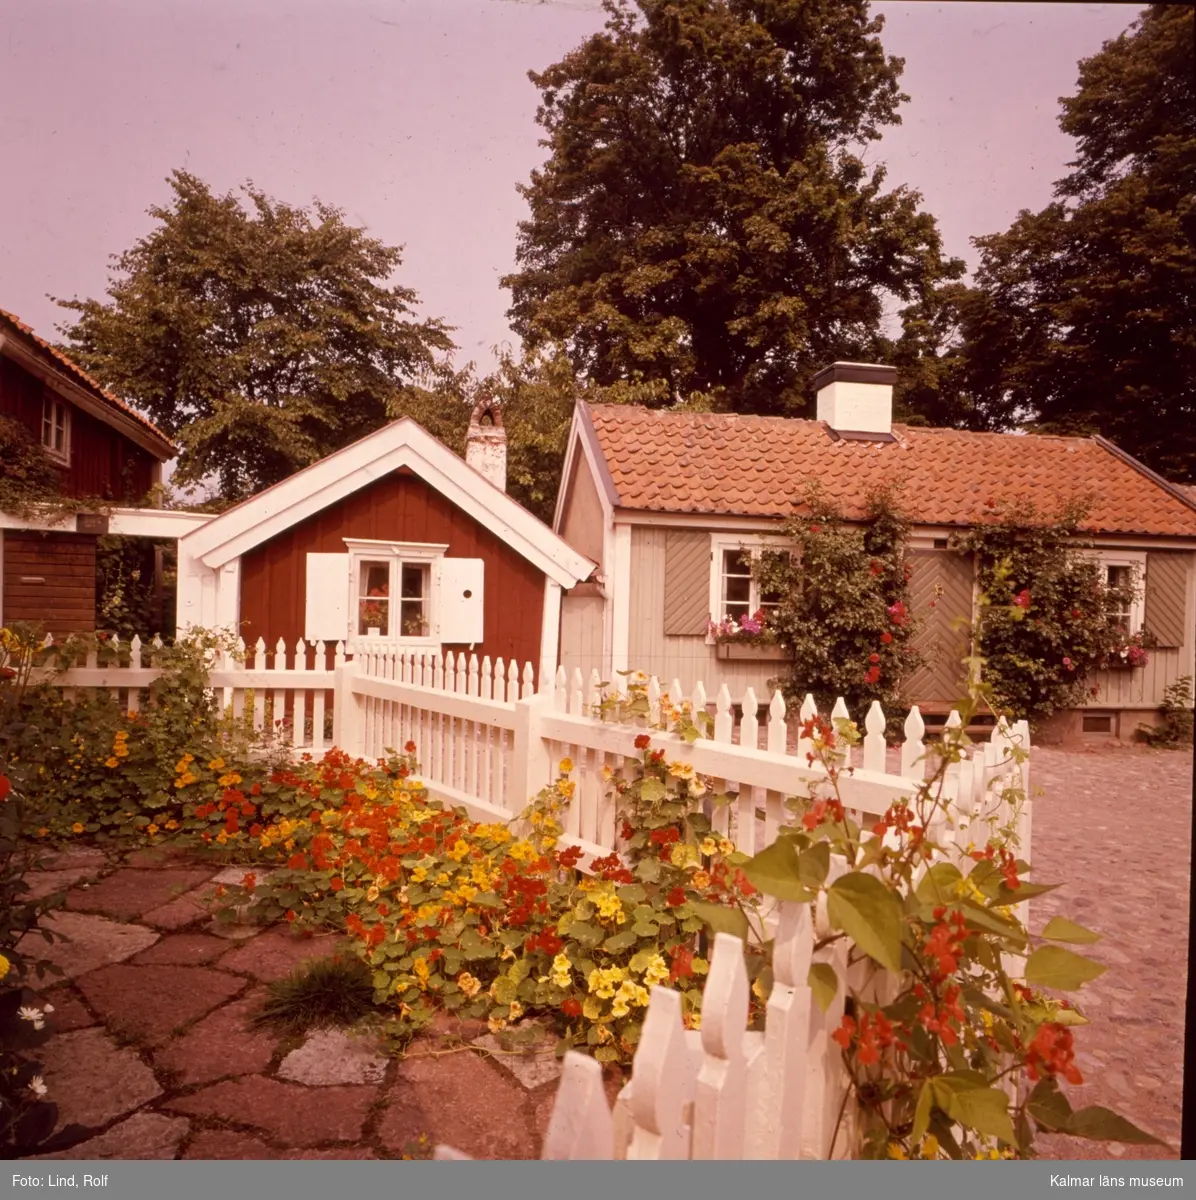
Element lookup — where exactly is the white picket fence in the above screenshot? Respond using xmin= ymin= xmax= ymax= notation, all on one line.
xmin=444 ymin=915 xmax=845 ymax=1161
xmin=27 ymin=634 xmax=1030 ymax=873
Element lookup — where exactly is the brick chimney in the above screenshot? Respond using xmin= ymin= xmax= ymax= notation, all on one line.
xmin=813 ymin=362 xmax=898 ymax=439
xmin=465 ymin=397 xmax=507 ymax=491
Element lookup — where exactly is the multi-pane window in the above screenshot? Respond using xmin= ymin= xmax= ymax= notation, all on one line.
xmin=1104 ymin=564 xmax=1135 ymax=632
xmin=42 ymin=398 xmax=69 ymax=461
xmin=355 ymin=558 xmax=431 ymax=638
xmin=717 ymin=548 xmax=787 ymax=623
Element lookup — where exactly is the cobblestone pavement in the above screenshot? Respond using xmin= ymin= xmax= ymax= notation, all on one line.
xmin=1027 ymin=744 xmax=1192 ymax=1161
xmin=13 ymin=743 xmax=1193 ymax=1161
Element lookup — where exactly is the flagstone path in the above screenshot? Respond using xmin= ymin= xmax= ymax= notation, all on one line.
xmin=16 ymin=847 xmax=603 ymax=1161
xmin=12 ymin=741 xmax=1192 ymax=1161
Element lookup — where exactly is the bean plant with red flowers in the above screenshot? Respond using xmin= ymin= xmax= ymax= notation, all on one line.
xmin=727 ymin=693 xmax=1165 ymax=1159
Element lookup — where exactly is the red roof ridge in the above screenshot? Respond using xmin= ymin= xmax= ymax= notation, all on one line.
xmin=0 ymin=306 xmax=176 ymax=455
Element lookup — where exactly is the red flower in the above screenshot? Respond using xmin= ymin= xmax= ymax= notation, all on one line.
xmin=330 ymin=877 xmax=345 ymax=892
xmin=241 ymin=873 xmax=256 ymax=891
xmin=809 ymin=524 xmax=821 ymax=533
xmin=0 ymin=775 xmax=9 ymax=803
xmin=886 ymin=601 xmax=908 ymax=626
xmin=561 ymin=997 xmax=582 ymax=1019
xmin=287 ymin=852 xmax=308 ymax=870
xmin=864 ymin=666 xmax=881 ymax=685
xmin=869 ymin=560 xmax=883 ymax=576
xmin=1013 ymin=589 xmax=1032 ymax=610
xmin=880 ymin=632 xmax=893 ymax=644
xmin=669 ymin=946 xmax=694 ymax=982
xmin=868 ymin=653 xmax=880 ymax=664
xmin=285 ymin=909 xmax=297 ymax=922
xmin=667 ymin=887 xmax=687 ymax=907
xmin=832 ymin=1014 xmax=856 ymax=1050
xmin=634 ymin=734 xmax=651 ymax=750
xmin=404 ymin=740 xmax=417 ymax=753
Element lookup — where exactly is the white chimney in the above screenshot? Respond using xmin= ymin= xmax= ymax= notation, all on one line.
xmin=813 ymin=362 xmax=897 ymax=438
xmin=465 ymin=397 xmax=507 ymax=491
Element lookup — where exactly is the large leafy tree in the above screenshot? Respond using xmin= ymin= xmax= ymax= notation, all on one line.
xmin=894 ymin=6 xmax=1196 ymax=480
xmin=56 ymin=171 xmax=455 ymax=499
xmin=503 ymin=0 xmax=962 ymax=416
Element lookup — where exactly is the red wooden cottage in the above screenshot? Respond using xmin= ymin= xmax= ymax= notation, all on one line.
xmin=0 ymin=307 xmax=187 ymax=635
xmin=176 ymin=401 xmax=596 ymax=681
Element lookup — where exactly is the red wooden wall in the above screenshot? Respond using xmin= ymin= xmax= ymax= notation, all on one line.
xmin=2 ymin=531 xmax=96 ymax=635
xmin=0 ymin=357 xmax=156 ymax=502
xmin=238 ymin=468 xmax=547 ymax=670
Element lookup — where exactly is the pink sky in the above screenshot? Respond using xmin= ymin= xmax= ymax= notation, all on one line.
xmin=0 ymin=0 xmax=1141 ymax=371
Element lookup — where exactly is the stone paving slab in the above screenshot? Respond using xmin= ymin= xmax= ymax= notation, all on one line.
xmin=142 ymin=884 xmax=220 ymax=931
xmin=34 ymin=1113 xmax=190 ymax=1160
xmin=153 ymin=992 xmax=281 ymax=1086
xmin=18 ymin=910 xmax=160 ymax=981
xmin=65 ymin=867 xmax=216 ymax=922
xmin=77 ymin=963 xmax=246 ymax=1046
xmin=38 ymin=1027 xmax=161 ymax=1132
xmin=277 ymin=1028 xmax=388 ymax=1086
xmin=132 ymin=932 xmax=232 ymax=966
xmin=396 ymin=1048 xmax=539 ymax=1159
xmin=216 ymin=927 xmax=350 ymax=981
xmin=165 ymin=1076 xmax=379 ymax=1147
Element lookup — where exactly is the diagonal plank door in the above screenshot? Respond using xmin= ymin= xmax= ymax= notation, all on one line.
xmin=904 ymin=549 xmax=976 ymax=706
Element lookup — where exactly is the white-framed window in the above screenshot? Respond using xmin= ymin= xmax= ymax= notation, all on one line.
xmin=707 ymin=534 xmax=791 ymax=636
xmin=303 ymin=540 xmax=485 ymax=649
xmin=1094 ymin=550 xmax=1146 ymax=634
xmin=42 ymin=397 xmax=70 ymax=462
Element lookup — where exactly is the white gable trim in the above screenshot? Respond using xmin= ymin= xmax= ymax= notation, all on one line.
xmin=180 ymin=419 xmax=595 ymax=588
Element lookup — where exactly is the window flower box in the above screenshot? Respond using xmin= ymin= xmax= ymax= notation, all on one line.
xmin=715 ymin=641 xmax=791 ymax=662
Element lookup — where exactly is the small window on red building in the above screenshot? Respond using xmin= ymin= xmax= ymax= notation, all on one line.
xmin=42 ymin=397 xmax=70 ymax=462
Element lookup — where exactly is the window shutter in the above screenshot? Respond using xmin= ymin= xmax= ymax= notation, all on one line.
xmin=435 ymin=557 xmax=485 ymax=645
xmin=304 ymin=553 xmax=350 ymax=642
xmin=663 ymin=530 xmax=710 ymax=636
xmin=1143 ymin=551 xmax=1190 ymax=649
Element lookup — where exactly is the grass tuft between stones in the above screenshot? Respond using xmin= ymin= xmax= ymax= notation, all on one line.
xmin=251 ymin=956 xmax=378 ymax=1036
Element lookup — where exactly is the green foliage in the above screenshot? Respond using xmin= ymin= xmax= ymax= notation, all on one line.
xmin=251 ymin=955 xmax=377 ymax=1036
xmin=503 ymin=0 xmax=963 ymax=416
xmin=731 ymin=705 xmax=1161 ymax=1158
xmin=0 ymin=417 xmax=85 ymax=522
xmin=0 ymin=772 xmax=72 ymax=1156
xmin=95 ymin=536 xmax=176 ymax=640
xmin=55 ymin=170 xmax=455 ymax=501
xmin=753 ymin=484 xmax=923 ymax=714
xmin=957 ymin=501 xmax=1137 ymax=722
xmin=892 ymin=7 xmax=1196 ymax=482
xmin=0 ymin=625 xmax=259 ymax=843
xmin=1137 ymin=676 xmax=1194 ymax=747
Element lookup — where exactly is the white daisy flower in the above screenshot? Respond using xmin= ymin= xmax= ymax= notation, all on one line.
xmin=17 ymin=1006 xmax=45 ymax=1030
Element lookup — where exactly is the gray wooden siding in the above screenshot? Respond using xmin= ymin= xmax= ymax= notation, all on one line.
xmin=560 ymin=591 xmax=606 ymax=687
xmin=629 ymin=527 xmax=782 ymax=697
xmin=663 ymin=530 xmax=710 ymax=636
xmin=622 ymin=526 xmax=1196 ymax=714
xmin=1085 ymin=550 xmax=1195 ymax=710
xmin=559 ymin=449 xmax=605 ymax=570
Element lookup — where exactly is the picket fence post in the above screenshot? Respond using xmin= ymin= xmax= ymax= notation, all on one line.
xmin=507 ymin=688 xmax=555 ymax=816
xmin=332 ymin=658 xmax=365 ymax=758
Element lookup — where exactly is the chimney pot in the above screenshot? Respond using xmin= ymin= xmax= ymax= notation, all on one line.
xmin=466 ymin=398 xmax=507 ymax=491
xmin=813 ymin=362 xmax=897 ymax=437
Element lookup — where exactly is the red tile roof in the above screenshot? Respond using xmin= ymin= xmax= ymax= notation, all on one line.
xmin=584 ymin=404 xmax=1196 ymax=538
xmin=0 ymin=307 xmax=176 ymax=457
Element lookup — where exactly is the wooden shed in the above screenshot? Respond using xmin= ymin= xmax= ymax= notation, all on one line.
xmin=176 ymin=403 xmax=596 ymax=681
